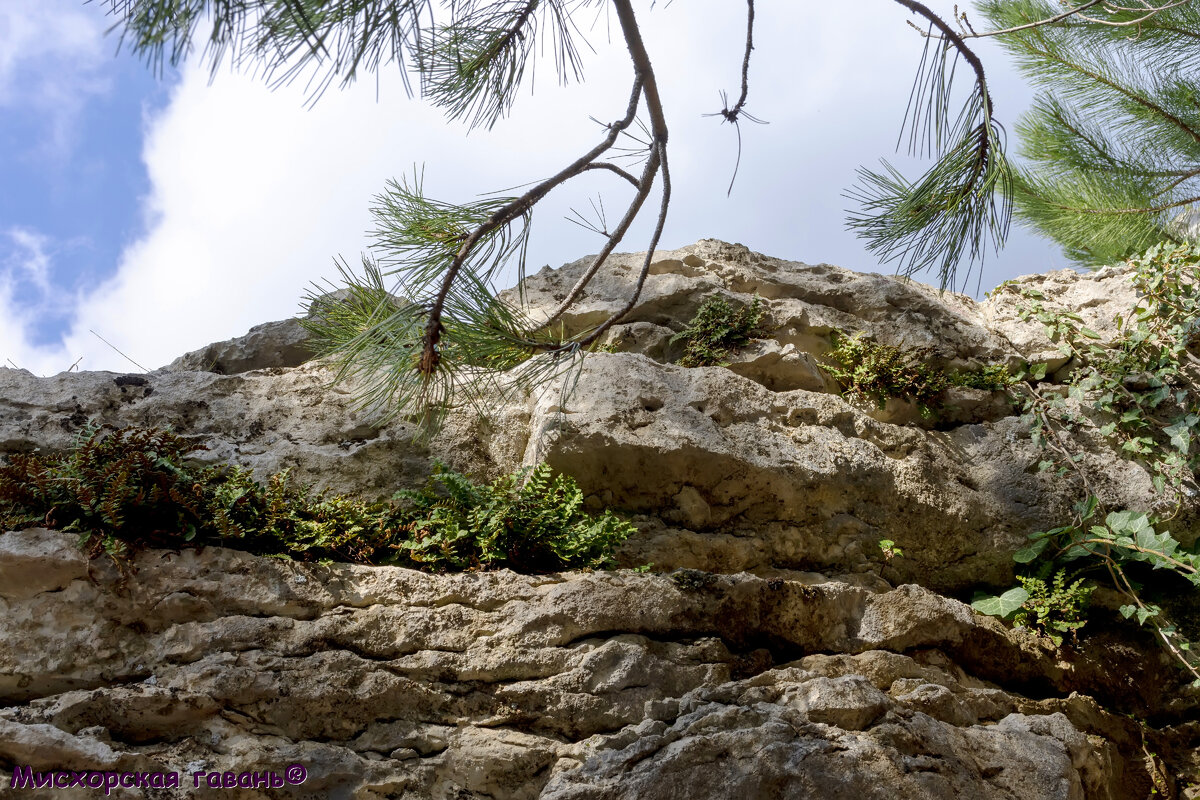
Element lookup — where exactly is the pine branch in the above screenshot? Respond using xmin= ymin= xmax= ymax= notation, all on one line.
xmin=845 ymin=0 xmax=1013 ymax=291
xmin=978 ymin=0 xmax=1200 ymax=265
xmin=102 ymin=0 xmax=430 ymax=101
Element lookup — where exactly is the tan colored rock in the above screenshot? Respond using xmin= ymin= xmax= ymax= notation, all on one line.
xmin=0 ymin=528 xmax=88 ymax=600
xmin=0 ymin=241 xmax=1192 ymax=798
xmin=0 ymin=530 xmax=1179 ymax=797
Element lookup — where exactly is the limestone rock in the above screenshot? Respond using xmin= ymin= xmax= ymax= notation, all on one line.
xmin=0 ymin=530 xmax=1171 ymax=798
xmin=0 ymin=528 xmax=88 ymax=601
xmin=163 ymin=318 xmax=312 ymax=375
xmin=0 ymin=241 xmax=1184 ymax=590
xmin=0 ymin=240 xmax=1195 ymax=797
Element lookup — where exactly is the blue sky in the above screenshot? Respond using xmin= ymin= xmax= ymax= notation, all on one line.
xmin=1 ymin=16 xmax=175 ymax=349
xmin=1 ymin=1 xmax=1067 ymax=375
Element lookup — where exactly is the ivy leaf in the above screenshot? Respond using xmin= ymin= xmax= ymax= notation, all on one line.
xmin=1136 ymin=606 xmax=1160 ymax=625
xmin=1164 ymin=421 xmax=1192 ymax=454
xmin=1079 ymin=327 xmax=1101 ymax=339
xmin=1105 ymin=510 xmax=1132 ymax=531
xmin=1029 ymin=363 xmax=1048 ymax=380
xmin=971 ymin=587 xmax=1030 ymax=618
xmin=1013 ymin=538 xmax=1049 ymax=563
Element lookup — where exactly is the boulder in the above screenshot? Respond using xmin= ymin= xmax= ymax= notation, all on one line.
xmin=162 ymin=318 xmax=312 ymax=375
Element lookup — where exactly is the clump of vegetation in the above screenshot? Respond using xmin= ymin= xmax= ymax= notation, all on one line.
xmin=1013 ymin=570 xmax=1092 ymax=647
xmin=391 ymin=462 xmax=633 ymax=572
xmin=670 ymin=295 xmax=766 ymax=368
xmin=878 ymin=539 xmax=904 ymax=562
xmin=0 ymin=426 xmax=213 ymax=557
xmin=0 ymin=425 xmax=634 ymax=573
xmin=976 ymin=242 xmax=1200 ymax=681
xmin=670 ymin=568 xmax=719 ymax=591
xmin=972 ymin=568 xmax=1092 ymax=647
xmin=1024 ymin=569 xmax=1094 ymax=646
xmin=824 ymin=332 xmax=1015 ymax=416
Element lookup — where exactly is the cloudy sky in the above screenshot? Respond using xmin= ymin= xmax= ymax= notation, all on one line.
xmin=0 ymin=0 xmax=1067 ymax=376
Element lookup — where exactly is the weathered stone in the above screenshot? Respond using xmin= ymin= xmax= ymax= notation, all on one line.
xmin=162 ymin=318 xmax=313 ymax=375
xmin=0 ymin=240 xmax=1194 ymax=797
xmin=0 ymin=528 xmax=88 ymax=601
xmin=0 ymin=529 xmax=1170 ymax=798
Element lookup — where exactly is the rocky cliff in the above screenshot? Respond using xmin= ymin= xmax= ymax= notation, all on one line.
xmin=1 ymin=239 xmax=1197 ymax=798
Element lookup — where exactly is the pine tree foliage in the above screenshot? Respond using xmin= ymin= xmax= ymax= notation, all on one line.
xmin=976 ymin=0 xmax=1200 ymax=266
xmin=99 ymin=0 xmax=1101 ymax=428
xmin=846 ymin=7 xmax=1013 ymax=292
xmin=301 ymin=175 xmax=575 ymax=430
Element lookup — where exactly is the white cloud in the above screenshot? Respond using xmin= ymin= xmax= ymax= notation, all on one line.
xmin=0 ymin=1 xmax=1061 ymax=376
xmin=4 ymin=227 xmax=52 ymax=294
xmin=0 ymin=1 xmax=111 ymax=160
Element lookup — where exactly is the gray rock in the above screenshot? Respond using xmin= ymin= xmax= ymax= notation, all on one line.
xmin=0 ymin=530 xmax=1162 ymax=798
xmin=0 ymin=240 xmax=1191 ymax=798
xmin=162 ymin=318 xmax=313 ymax=374
xmin=0 ymin=528 xmax=88 ymax=601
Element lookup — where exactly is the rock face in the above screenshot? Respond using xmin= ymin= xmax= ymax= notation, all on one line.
xmin=1 ymin=239 xmax=1197 ymax=797
xmin=163 ymin=318 xmax=313 ymax=375
xmin=0 ymin=529 xmax=1176 ymax=799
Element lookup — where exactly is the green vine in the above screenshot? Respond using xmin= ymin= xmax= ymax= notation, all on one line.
xmin=976 ymin=242 xmax=1200 ymax=683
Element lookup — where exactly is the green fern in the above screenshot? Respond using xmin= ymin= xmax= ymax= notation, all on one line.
xmin=670 ymin=295 xmax=766 ymax=368
xmin=0 ymin=426 xmax=634 ymax=574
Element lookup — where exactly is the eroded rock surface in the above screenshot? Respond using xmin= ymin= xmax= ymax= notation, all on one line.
xmin=164 ymin=319 xmax=314 ymax=376
xmin=0 ymin=529 xmax=1181 ymax=799
xmin=2 ymin=240 xmax=1198 ymax=797
xmin=0 ymin=242 xmax=1178 ymax=591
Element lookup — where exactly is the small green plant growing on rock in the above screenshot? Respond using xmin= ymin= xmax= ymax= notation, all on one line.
xmin=0 ymin=425 xmax=634 ymax=573
xmin=971 ymin=567 xmax=1094 ymax=648
xmin=824 ymin=332 xmax=1014 ymax=416
xmin=670 ymin=295 xmax=765 ymax=368
xmin=0 ymin=425 xmax=210 ymax=559
xmin=392 ymin=461 xmax=634 ymax=572
xmin=1013 ymin=569 xmax=1094 ymax=647
xmin=878 ymin=539 xmax=904 ymax=562
xmin=670 ymin=568 xmax=719 ymax=591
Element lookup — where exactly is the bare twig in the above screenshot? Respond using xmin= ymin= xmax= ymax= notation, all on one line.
xmin=893 ymin=0 xmax=994 ymax=119
xmin=529 ymin=0 xmax=672 ymax=335
xmin=417 ymin=76 xmax=646 ymax=373
xmin=89 ymin=330 xmax=148 ymax=373
xmin=706 ymin=0 xmax=766 ymax=196
xmin=913 ymin=0 xmax=1192 ymax=41
xmin=580 ymin=140 xmax=672 ymax=346
xmin=579 ymin=161 xmax=641 ymax=188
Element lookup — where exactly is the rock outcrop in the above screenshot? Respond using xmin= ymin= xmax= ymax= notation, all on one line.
xmin=1 ymin=239 xmax=1197 ymax=797
xmin=164 ymin=319 xmax=313 ymax=376
xmin=0 ymin=528 xmax=1183 ymax=799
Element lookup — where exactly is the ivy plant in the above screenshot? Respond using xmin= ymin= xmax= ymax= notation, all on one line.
xmin=977 ymin=242 xmax=1200 ymax=682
